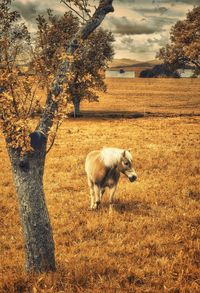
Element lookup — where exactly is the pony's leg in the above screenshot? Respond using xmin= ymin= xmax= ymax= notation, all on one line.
xmin=88 ymin=178 xmax=95 ymax=209
xmin=93 ymin=184 xmax=101 ymax=210
xmin=100 ymin=188 xmax=105 ymax=201
xmin=109 ymin=185 xmax=117 ymax=210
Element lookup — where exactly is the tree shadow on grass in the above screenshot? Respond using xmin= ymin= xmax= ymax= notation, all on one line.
xmin=68 ymin=110 xmax=200 ymax=120
xmin=68 ymin=110 xmax=145 ymax=119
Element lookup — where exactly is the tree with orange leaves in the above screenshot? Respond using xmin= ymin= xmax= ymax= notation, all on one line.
xmin=0 ymin=0 xmax=114 ymax=272
xmin=158 ymin=6 xmax=200 ymax=76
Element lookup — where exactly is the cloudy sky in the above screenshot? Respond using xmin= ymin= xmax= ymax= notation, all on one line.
xmin=11 ymin=0 xmax=200 ymax=61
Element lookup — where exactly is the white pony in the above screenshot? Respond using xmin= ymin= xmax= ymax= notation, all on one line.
xmin=85 ymin=147 xmax=137 ymax=210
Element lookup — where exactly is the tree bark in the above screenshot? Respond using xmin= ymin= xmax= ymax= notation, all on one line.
xmin=8 ymin=144 xmax=56 ymax=272
xmin=72 ymin=95 xmax=81 ymax=117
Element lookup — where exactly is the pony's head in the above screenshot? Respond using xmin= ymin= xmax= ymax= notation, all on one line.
xmin=100 ymin=147 xmax=137 ymax=182
xmin=118 ymin=150 xmax=137 ymax=182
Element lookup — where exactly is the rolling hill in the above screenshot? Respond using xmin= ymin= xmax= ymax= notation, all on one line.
xmin=109 ymin=58 xmax=161 ymax=70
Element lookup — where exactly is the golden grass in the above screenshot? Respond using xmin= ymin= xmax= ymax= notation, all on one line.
xmin=82 ymin=78 xmax=200 ymax=115
xmin=0 ymin=78 xmax=200 ymax=292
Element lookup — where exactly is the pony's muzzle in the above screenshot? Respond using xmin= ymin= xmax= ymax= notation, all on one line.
xmin=128 ymin=174 xmax=137 ymax=182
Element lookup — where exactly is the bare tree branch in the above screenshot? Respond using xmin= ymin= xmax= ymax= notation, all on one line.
xmin=191 ymin=60 xmax=200 ymax=69
xmin=60 ymin=0 xmax=88 ymax=22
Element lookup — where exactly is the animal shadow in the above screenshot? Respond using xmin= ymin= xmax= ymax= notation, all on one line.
xmin=112 ymin=200 xmax=152 ymax=216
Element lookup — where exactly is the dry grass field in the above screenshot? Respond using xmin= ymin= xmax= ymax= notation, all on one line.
xmin=0 ymin=78 xmax=200 ymax=292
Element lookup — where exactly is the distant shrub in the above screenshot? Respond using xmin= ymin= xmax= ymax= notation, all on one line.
xmin=140 ymin=64 xmax=180 ymax=78
xmin=119 ymin=68 xmax=125 ymax=74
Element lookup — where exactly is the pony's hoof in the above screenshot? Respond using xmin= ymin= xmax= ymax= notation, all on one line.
xmin=88 ymin=201 xmax=101 ymax=211
xmin=96 ymin=201 xmax=101 ymax=208
xmin=88 ymin=207 xmax=95 ymax=211
xmin=88 ymin=206 xmax=98 ymax=211
xmin=109 ymin=204 xmax=116 ymax=213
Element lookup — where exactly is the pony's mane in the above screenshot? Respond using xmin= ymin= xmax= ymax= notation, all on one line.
xmin=100 ymin=147 xmax=132 ymax=167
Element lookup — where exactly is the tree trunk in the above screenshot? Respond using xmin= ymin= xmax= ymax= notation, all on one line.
xmin=72 ymin=95 xmax=81 ymax=117
xmin=8 ymin=144 xmax=55 ymax=272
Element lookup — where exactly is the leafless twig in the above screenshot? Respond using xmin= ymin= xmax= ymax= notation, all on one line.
xmin=60 ymin=0 xmax=88 ymax=21
xmin=46 ymin=119 xmax=60 ymax=154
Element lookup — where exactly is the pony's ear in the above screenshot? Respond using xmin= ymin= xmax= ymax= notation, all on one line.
xmin=122 ymin=150 xmax=126 ymax=157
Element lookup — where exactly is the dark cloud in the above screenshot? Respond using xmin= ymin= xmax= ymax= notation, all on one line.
xmin=116 ymin=36 xmax=150 ymax=53
xmin=12 ymin=1 xmax=42 ymax=21
xmin=109 ymin=15 xmax=176 ymax=36
xmin=158 ymin=0 xmax=200 ymax=4
xmin=116 ymin=33 xmax=169 ymax=55
xmin=12 ymin=0 xmax=63 ymax=23
xmin=150 ymin=15 xmax=177 ymax=26
xmin=147 ymin=34 xmax=169 ymax=46
xmin=109 ymin=16 xmax=165 ymax=35
xmin=115 ymin=0 xmax=135 ymax=3
xmin=135 ymin=6 xmax=168 ymax=15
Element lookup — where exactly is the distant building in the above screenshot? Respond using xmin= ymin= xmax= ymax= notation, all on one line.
xmin=106 ymin=69 xmax=135 ymax=78
xmin=177 ymin=69 xmax=198 ymax=78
